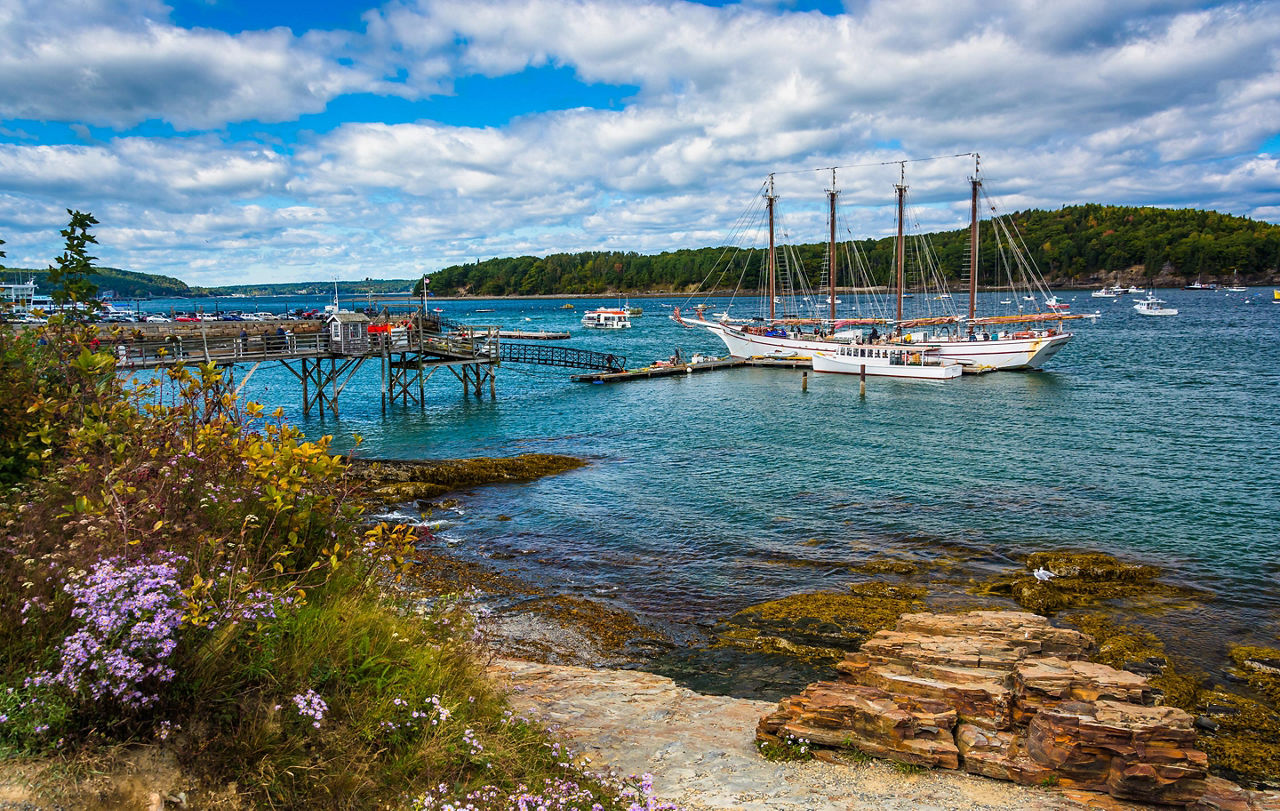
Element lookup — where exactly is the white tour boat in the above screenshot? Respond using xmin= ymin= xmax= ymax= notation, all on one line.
xmin=1133 ymin=292 xmax=1178 ymax=316
xmin=811 ymin=343 xmax=962 ymax=380
xmin=580 ymin=307 xmax=632 ymax=329
xmin=1092 ymin=285 xmax=1121 ymax=298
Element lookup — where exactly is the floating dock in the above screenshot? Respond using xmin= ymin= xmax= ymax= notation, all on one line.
xmin=571 ymin=356 xmax=807 ymax=383
xmin=495 ymin=330 xmax=571 ymax=340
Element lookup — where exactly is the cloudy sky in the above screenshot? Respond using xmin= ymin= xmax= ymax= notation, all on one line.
xmin=0 ymin=0 xmax=1277 ymax=286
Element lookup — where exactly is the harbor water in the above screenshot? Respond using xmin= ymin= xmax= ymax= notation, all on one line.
xmin=145 ymin=288 xmax=1280 ymax=692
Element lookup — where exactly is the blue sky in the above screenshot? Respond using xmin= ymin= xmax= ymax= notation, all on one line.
xmin=0 ymin=0 xmax=1277 ymax=285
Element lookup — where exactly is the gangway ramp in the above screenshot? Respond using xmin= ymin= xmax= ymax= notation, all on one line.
xmin=498 ymin=342 xmax=625 ymax=372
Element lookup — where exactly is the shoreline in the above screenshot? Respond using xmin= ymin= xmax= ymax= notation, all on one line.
xmin=490 ymin=656 xmax=1108 ymax=811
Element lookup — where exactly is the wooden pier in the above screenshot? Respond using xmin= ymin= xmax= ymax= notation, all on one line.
xmin=112 ymin=327 xmax=500 ymax=418
xmin=113 ymin=319 xmax=625 ymax=417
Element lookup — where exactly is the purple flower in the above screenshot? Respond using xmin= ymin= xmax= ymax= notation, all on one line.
xmin=34 ymin=553 xmax=187 ymax=710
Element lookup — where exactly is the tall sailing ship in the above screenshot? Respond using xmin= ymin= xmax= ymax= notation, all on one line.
xmin=674 ymin=156 xmax=1096 ymax=372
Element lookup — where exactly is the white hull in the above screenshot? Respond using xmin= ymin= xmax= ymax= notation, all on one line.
xmin=698 ymin=320 xmax=1071 ymax=371
xmin=811 ymin=348 xmax=962 ymax=380
xmin=581 ymin=308 xmax=632 ymax=329
xmin=915 ymin=333 xmax=1073 ymax=370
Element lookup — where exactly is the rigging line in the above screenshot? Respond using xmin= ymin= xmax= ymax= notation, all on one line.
xmin=769 ymin=151 xmax=979 ymax=178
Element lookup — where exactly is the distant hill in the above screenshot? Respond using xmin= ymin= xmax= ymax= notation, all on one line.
xmin=418 ymin=205 xmax=1280 ymax=296
xmin=1 ymin=266 xmax=191 ymax=298
xmin=201 ymin=280 xmax=418 ymax=297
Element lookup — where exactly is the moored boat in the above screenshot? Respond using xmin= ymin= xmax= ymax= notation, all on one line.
xmin=675 ymin=155 xmax=1096 ymax=371
xmin=1133 ymin=292 xmax=1177 ymax=316
xmin=581 ymin=307 xmax=632 ymax=329
xmin=811 ymin=343 xmax=962 ymax=380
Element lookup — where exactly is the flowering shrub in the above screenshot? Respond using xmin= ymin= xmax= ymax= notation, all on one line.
xmin=0 ymin=323 xmax=683 ymax=808
xmin=34 ymin=553 xmax=186 ymax=710
xmin=291 ymin=688 xmax=328 ymax=728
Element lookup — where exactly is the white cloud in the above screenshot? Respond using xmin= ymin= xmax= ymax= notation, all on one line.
xmin=0 ymin=0 xmax=1277 ymax=284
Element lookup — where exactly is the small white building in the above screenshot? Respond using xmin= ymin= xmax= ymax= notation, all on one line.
xmin=325 ymin=311 xmax=370 ymax=355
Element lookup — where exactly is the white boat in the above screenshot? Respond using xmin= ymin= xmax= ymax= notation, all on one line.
xmin=1044 ymin=295 xmax=1071 ymax=310
xmin=676 ymin=157 xmax=1094 ymax=371
xmin=1133 ymin=292 xmax=1177 ymax=316
xmin=1092 ymin=285 xmax=1121 ymax=298
xmin=580 ymin=307 xmax=632 ymax=329
xmin=1225 ymin=271 xmax=1246 ymax=292
xmin=812 ymin=343 xmax=962 ymax=380
xmin=1119 ymin=285 xmax=1144 ymax=294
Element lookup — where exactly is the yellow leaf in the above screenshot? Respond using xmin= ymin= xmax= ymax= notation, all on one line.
xmin=152 ymin=520 xmax=164 ymax=531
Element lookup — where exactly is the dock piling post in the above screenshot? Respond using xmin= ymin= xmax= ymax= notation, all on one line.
xmin=802 ymin=371 xmax=808 ymax=392
xmin=860 ymin=364 xmax=866 ymax=398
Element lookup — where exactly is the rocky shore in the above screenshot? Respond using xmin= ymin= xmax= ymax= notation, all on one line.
xmin=492 ymin=657 xmax=1096 ymax=811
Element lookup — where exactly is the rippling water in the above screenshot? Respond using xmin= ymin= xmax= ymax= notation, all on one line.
xmin=223 ymin=288 xmax=1280 ymax=682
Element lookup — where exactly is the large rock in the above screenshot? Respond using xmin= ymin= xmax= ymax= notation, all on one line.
xmin=1026 ymin=700 xmax=1207 ymax=804
xmin=1014 ymin=657 xmax=1155 ymax=723
xmin=758 ymin=610 xmax=1219 ymax=807
xmin=758 ymin=682 xmax=960 ymax=769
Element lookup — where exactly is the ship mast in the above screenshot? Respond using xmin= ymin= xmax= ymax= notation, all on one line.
xmin=969 ymin=154 xmax=981 ymax=323
xmin=767 ymin=174 xmax=777 ymax=322
xmin=894 ymin=162 xmax=906 ymax=323
xmin=828 ymin=168 xmax=838 ymax=323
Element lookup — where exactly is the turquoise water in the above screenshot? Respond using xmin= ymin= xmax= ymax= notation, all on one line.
xmin=196 ymin=289 xmax=1279 ymax=687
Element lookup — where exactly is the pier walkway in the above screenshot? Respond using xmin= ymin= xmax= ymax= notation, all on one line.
xmin=112 ymin=326 xmax=626 ymax=417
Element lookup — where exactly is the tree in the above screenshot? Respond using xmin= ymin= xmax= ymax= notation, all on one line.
xmin=48 ymin=210 xmax=101 ymax=315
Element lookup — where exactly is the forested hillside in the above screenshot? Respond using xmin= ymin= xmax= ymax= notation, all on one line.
xmin=1 ymin=266 xmax=191 ymax=298
xmin=420 ymin=205 xmax=1280 ymax=296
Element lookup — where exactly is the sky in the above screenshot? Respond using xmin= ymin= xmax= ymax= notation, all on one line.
xmin=0 ymin=0 xmax=1277 ymax=286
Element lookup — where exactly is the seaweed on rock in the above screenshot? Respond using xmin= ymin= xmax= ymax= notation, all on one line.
xmin=971 ymin=550 xmax=1197 ymax=615
xmin=350 ymin=454 xmax=586 ymax=504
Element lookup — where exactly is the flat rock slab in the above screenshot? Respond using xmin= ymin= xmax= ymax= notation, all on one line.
xmin=490 ymin=658 xmax=1135 ymax=811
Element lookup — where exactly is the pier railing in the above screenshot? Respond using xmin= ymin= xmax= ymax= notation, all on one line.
xmin=112 ymin=327 xmax=502 ymax=369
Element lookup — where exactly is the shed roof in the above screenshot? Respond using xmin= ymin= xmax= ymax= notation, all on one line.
xmin=325 ymin=311 xmax=370 ymax=324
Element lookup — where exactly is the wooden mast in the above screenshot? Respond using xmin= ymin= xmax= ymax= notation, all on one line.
xmin=767 ymin=174 xmax=777 ymax=322
xmin=894 ymin=163 xmax=906 ymax=323
xmin=828 ymin=168 xmax=838 ymax=322
xmin=969 ymin=154 xmax=981 ymax=323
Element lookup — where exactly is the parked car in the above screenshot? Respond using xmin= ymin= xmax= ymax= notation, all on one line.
xmin=144 ymin=315 xmax=171 ymax=323
xmin=174 ymin=315 xmax=198 ymax=323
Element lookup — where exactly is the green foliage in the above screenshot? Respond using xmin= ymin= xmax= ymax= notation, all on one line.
xmin=0 ymin=265 xmax=192 ymax=299
xmin=0 ymin=323 xmax=666 ymax=808
xmin=46 ymin=210 xmax=102 ymax=313
xmin=756 ymin=733 xmax=813 ymax=762
xmin=420 ymin=206 xmax=1280 ymax=295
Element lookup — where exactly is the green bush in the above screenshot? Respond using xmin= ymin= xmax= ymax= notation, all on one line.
xmin=0 ymin=322 xmax=679 ymax=809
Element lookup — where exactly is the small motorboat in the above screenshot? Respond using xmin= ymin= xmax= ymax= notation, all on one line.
xmin=1133 ymin=292 xmax=1177 ymax=316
